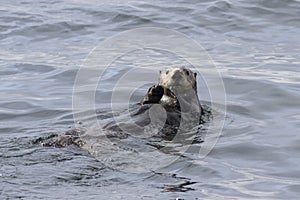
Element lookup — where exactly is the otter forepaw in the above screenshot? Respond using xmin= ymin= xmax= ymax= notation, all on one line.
xmin=142 ymin=85 xmax=164 ymax=104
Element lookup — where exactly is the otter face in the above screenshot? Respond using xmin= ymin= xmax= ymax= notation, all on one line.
xmin=158 ymin=67 xmax=197 ymax=95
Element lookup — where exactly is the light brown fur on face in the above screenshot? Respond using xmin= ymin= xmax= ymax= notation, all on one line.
xmin=158 ymin=67 xmax=197 ymax=96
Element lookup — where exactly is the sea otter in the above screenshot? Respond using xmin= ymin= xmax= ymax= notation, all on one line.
xmin=33 ymin=66 xmax=202 ymax=147
xmin=158 ymin=67 xmax=202 ymax=132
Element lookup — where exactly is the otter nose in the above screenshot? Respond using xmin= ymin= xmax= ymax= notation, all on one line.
xmin=172 ymin=70 xmax=182 ymax=79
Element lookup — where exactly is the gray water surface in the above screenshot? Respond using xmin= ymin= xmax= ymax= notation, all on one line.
xmin=1 ymin=0 xmax=300 ymax=199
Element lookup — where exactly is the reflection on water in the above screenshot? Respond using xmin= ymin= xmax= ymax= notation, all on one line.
xmin=1 ymin=0 xmax=300 ymax=199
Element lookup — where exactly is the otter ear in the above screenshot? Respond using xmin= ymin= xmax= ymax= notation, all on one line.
xmin=159 ymin=70 xmax=162 ymax=74
xmin=194 ymin=72 xmax=197 ymax=78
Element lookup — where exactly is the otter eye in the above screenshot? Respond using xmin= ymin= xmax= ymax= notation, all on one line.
xmin=166 ymin=70 xmax=169 ymax=75
xmin=185 ymin=70 xmax=189 ymax=76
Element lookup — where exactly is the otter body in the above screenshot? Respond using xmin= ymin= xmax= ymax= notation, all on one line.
xmin=34 ymin=67 xmax=202 ymax=147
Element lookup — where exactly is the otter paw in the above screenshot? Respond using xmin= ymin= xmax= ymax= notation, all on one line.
xmin=142 ymin=85 xmax=164 ymax=104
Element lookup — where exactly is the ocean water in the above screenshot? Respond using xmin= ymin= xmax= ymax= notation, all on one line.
xmin=1 ymin=0 xmax=300 ymax=199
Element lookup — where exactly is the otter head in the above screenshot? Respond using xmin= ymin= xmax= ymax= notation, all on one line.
xmin=158 ymin=67 xmax=197 ymax=96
